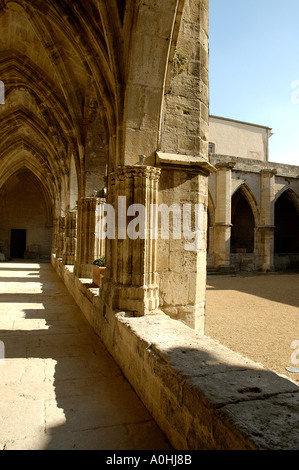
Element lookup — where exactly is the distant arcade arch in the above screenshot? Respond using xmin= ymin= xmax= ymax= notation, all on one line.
xmin=275 ymin=190 xmax=299 ymax=254
xmin=231 ymin=187 xmax=256 ymax=254
xmin=0 ymin=168 xmax=53 ymax=260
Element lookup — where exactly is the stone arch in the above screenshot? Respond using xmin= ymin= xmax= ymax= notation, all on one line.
xmin=121 ymin=0 xmax=186 ymax=166
xmin=0 ymin=52 xmax=75 ymax=140
xmin=0 ymin=108 xmax=67 ymax=171
xmin=0 ymin=0 xmax=185 ymax=174
xmin=0 ymin=157 xmax=55 ymax=227
xmin=275 ymin=185 xmax=299 ymax=209
xmin=231 ymin=183 xmax=260 ymax=227
xmin=0 ymin=138 xmax=61 ymax=200
xmin=0 ymin=167 xmax=54 ymax=260
xmin=0 ymin=2 xmax=111 ymax=205
xmin=15 ymin=0 xmax=123 ymax=172
xmin=231 ymin=184 xmax=259 ymax=254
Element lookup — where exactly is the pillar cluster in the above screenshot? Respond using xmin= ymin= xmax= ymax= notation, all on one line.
xmin=101 ymin=165 xmax=161 ymax=316
xmin=257 ymin=169 xmax=277 ymax=272
xmin=213 ymin=163 xmax=235 ymax=270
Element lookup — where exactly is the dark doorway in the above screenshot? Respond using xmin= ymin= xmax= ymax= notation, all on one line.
xmin=275 ymin=192 xmax=299 ymax=254
xmin=231 ymin=190 xmax=255 ymax=254
xmin=10 ymin=229 xmax=26 ymax=259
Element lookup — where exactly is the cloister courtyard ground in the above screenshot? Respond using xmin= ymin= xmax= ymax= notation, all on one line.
xmin=206 ymin=272 xmax=299 ymax=386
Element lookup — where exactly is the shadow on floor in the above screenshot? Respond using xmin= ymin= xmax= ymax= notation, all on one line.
xmin=0 ymin=261 xmax=172 ymax=450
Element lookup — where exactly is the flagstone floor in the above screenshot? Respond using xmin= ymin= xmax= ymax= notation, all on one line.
xmin=0 ymin=261 xmax=171 ymax=450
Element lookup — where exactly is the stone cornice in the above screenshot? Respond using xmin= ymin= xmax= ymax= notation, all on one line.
xmin=155 ymin=152 xmax=216 ymax=175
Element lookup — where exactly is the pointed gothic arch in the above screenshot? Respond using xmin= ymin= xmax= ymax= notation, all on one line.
xmin=231 ymin=184 xmax=258 ymax=254
xmin=0 ymin=167 xmax=54 ymax=260
xmin=231 ymin=182 xmax=260 ymax=226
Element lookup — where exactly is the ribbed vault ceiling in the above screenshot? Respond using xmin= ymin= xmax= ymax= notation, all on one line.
xmin=0 ymin=0 xmax=129 ymax=213
xmin=0 ymin=0 xmax=185 ymax=216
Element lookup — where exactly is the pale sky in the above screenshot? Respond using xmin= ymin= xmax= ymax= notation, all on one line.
xmin=209 ymin=0 xmax=299 ymax=166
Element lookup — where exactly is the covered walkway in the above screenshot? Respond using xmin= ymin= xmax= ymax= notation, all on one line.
xmin=0 ymin=262 xmax=171 ymax=450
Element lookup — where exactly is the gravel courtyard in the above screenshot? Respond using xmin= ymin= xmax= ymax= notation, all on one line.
xmin=205 ymin=273 xmax=299 ymax=385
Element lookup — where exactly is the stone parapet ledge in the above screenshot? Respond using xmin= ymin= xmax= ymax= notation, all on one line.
xmin=53 ymin=258 xmax=299 ymax=450
xmin=211 ymin=154 xmax=299 ymax=177
xmin=113 ymin=312 xmax=299 ymax=450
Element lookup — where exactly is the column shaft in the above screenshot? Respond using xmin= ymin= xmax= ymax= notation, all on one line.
xmin=75 ymin=198 xmax=104 ymax=278
xmin=101 ymin=165 xmax=161 ymax=315
xmin=214 ymin=163 xmax=234 ymax=270
xmin=62 ymin=210 xmax=77 ymax=265
xmin=257 ymin=169 xmax=277 ymax=272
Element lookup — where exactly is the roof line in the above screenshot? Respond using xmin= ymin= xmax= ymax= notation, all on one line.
xmin=210 ymin=114 xmax=273 ymax=131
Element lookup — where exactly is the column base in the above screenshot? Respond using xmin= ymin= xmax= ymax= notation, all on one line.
xmin=101 ymin=278 xmax=160 ymax=316
xmin=74 ymin=263 xmax=93 ymax=279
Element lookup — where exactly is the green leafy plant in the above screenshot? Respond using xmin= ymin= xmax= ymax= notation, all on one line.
xmin=93 ymin=256 xmax=106 ymax=267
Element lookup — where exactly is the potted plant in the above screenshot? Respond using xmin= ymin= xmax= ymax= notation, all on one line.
xmin=92 ymin=256 xmax=106 ymax=287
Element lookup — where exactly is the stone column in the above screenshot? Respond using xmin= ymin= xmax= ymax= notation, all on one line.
xmin=75 ymin=197 xmax=100 ymax=278
xmin=94 ymin=198 xmax=106 ymax=261
xmin=62 ymin=209 xmax=77 ymax=265
xmin=51 ymin=218 xmax=58 ymax=257
xmin=257 ymin=169 xmax=277 ymax=272
xmin=213 ymin=163 xmax=235 ymax=271
xmin=56 ymin=216 xmax=65 ymax=260
xmin=101 ymin=165 xmax=161 ymax=315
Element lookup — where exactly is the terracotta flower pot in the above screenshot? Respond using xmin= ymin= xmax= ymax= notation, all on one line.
xmin=92 ymin=265 xmax=106 ymax=287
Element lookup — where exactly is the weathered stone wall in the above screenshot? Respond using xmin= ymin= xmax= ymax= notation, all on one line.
xmin=161 ymin=0 xmax=209 ymax=158
xmin=157 ymin=166 xmax=209 ymax=332
xmin=154 ymin=0 xmax=211 ymax=331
